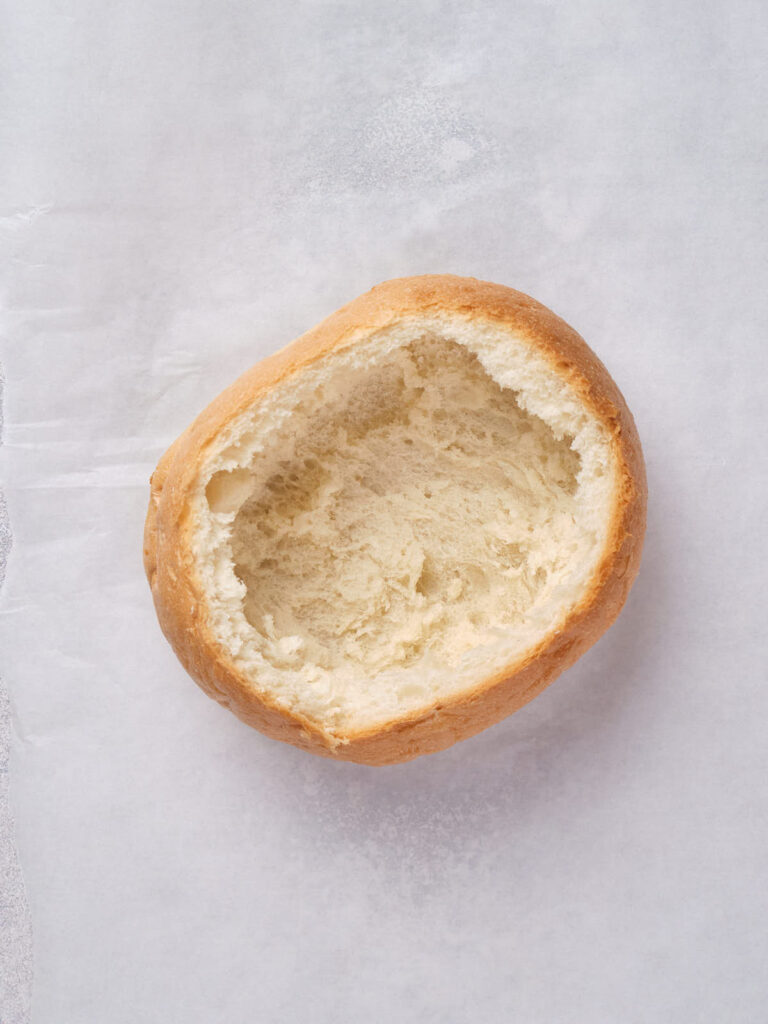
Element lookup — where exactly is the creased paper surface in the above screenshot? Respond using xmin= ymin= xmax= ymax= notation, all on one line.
xmin=2 ymin=1 xmax=767 ymax=1022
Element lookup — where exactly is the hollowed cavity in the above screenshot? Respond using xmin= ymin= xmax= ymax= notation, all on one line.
xmin=222 ymin=337 xmax=583 ymax=676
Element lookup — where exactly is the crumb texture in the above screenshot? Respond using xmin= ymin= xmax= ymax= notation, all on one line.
xmin=196 ymin=318 xmax=615 ymax=731
xmin=231 ymin=338 xmax=582 ymax=675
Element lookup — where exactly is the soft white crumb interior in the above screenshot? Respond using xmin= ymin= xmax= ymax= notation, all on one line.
xmin=192 ymin=316 xmax=616 ymax=736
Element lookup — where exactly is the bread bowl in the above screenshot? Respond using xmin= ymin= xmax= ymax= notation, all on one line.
xmin=144 ymin=275 xmax=646 ymax=765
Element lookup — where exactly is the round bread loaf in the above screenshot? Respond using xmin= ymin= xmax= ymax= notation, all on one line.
xmin=144 ymin=276 xmax=646 ymax=764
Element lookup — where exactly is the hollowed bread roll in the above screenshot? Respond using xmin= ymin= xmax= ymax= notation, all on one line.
xmin=144 ymin=276 xmax=646 ymax=765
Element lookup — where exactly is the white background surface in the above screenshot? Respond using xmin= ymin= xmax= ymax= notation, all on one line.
xmin=2 ymin=1 xmax=767 ymax=1021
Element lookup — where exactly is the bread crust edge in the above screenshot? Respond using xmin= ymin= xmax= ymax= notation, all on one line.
xmin=144 ymin=275 xmax=647 ymax=765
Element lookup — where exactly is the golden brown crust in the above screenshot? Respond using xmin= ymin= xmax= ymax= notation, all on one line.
xmin=144 ymin=276 xmax=647 ymax=765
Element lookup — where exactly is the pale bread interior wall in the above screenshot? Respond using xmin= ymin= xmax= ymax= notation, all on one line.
xmin=191 ymin=316 xmax=616 ymax=738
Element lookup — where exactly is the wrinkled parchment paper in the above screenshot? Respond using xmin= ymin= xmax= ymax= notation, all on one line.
xmin=2 ymin=1 xmax=767 ymax=1021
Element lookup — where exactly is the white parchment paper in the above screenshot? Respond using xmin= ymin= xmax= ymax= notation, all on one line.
xmin=2 ymin=1 xmax=767 ymax=1021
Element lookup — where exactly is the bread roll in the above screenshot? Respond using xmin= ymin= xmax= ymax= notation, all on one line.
xmin=144 ymin=276 xmax=646 ymax=764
